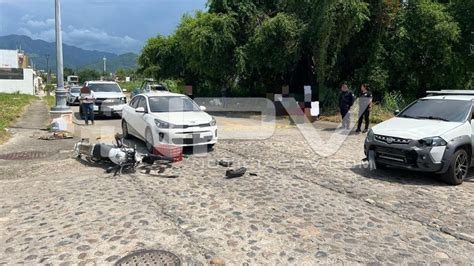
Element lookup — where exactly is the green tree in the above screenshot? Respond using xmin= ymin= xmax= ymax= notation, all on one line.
xmin=63 ymin=67 xmax=76 ymax=77
xmin=115 ymin=68 xmax=126 ymax=81
xmin=175 ymin=12 xmax=238 ymax=91
xmin=244 ymin=13 xmax=303 ymax=89
xmin=78 ymin=69 xmax=101 ymax=83
xmin=390 ymin=0 xmax=460 ymax=96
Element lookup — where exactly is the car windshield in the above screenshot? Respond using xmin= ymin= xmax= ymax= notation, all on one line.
xmin=148 ymin=96 xmax=200 ymax=113
xmin=399 ymin=99 xmax=471 ymax=122
xmin=70 ymin=88 xmax=80 ymax=93
xmin=88 ymin=83 xmax=121 ymax=93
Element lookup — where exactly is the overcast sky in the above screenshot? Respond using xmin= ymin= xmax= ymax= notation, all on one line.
xmin=0 ymin=0 xmax=207 ymax=54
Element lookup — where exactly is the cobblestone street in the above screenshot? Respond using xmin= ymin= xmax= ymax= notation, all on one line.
xmin=0 ymin=107 xmax=473 ymax=265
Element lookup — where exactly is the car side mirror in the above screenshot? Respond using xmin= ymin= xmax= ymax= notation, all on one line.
xmin=200 ymin=106 xmax=207 ymax=111
xmin=135 ymin=107 xmax=146 ymax=113
xmin=393 ymin=110 xmax=400 ymax=116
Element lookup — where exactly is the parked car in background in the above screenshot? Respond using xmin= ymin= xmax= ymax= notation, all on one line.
xmin=131 ymin=79 xmax=169 ymax=97
xmin=66 ymin=75 xmax=80 ymax=86
xmin=79 ymin=81 xmax=127 ymax=117
xmin=365 ymin=90 xmax=474 ymax=185
xmin=66 ymin=86 xmax=81 ymax=105
xmin=121 ymin=91 xmax=217 ymax=151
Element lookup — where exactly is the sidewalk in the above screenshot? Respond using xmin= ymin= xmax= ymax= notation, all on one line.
xmin=0 ymin=100 xmax=78 ymax=179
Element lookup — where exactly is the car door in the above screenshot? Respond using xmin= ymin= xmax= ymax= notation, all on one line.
xmin=125 ymin=96 xmax=141 ymax=135
xmin=135 ymin=96 xmax=150 ymax=137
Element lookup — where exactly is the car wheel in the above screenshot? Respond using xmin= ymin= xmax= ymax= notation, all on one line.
xmin=442 ymin=149 xmax=469 ymax=185
xmin=122 ymin=120 xmax=131 ymax=139
xmin=145 ymin=128 xmax=154 ymax=153
xmin=207 ymin=144 xmax=215 ymax=151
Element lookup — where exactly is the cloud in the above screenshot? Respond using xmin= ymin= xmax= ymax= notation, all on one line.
xmin=18 ymin=17 xmax=142 ymax=54
xmin=25 ymin=18 xmax=55 ymax=28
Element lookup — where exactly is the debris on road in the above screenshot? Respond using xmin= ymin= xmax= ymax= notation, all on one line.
xmin=225 ymin=167 xmax=247 ymax=179
xmin=50 ymin=117 xmax=68 ymax=132
xmin=217 ymin=159 xmax=233 ymax=167
xmin=38 ymin=131 xmax=74 ymax=140
xmin=153 ymin=144 xmax=183 ymax=162
xmin=210 ymin=257 xmax=226 ymax=266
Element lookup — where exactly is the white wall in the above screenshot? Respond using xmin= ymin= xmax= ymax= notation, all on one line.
xmin=0 ymin=50 xmax=19 ymax=68
xmin=0 ymin=69 xmax=35 ymax=95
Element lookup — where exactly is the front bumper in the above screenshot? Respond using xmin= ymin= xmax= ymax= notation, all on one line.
xmin=365 ymin=137 xmax=447 ymax=173
xmin=153 ymin=126 xmax=218 ymax=147
xmin=94 ymin=104 xmax=126 ymax=116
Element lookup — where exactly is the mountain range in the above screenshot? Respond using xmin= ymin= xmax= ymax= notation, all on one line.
xmin=0 ymin=35 xmax=139 ymax=73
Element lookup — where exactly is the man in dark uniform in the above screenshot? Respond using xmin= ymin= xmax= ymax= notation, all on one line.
xmin=339 ymin=83 xmax=354 ymax=130
xmin=356 ymin=83 xmax=373 ymax=133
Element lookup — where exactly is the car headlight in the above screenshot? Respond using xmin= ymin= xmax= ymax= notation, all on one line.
xmin=419 ymin=137 xmax=447 ymax=147
xmin=366 ymin=129 xmax=375 ymax=142
xmin=120 ymin=97 xmax=127 ymax=104
xmin=155 ymin=119 xmax=171 ymax=129
xmin=210 ymin=117 xmax=217 ymax=126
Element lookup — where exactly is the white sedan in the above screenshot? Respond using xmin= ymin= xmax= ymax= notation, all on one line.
xmin=121 ymin=91 xmax=218 ymax=151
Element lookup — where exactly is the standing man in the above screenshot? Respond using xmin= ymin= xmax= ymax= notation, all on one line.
xmin=356 ymin=83 xmax=373 ymax=133
xmin=80 ymin=85 xmax=95 ymax=125
xmin=339 ymin=83 xmax=354 ymax=130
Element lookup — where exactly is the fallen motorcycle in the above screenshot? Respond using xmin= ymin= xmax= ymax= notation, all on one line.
xmin=74 ymin=134 xmax=174 ymax=176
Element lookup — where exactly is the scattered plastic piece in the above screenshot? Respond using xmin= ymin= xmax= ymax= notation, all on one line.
xmin=226 ymin=167 xmax=247 ymax=179
xmin=218 ymin=160 xmax=233 ymax=167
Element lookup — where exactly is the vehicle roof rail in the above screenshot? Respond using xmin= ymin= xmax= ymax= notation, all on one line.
xmin=427 ymin=90 xmax=474 ymax=96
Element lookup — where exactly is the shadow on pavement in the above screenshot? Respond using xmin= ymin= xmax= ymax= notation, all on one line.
xmin=73 ymin=111 xmax=122 ymax=122
xmin=349 ymin=164 xmax=459 ymax=186
xmin=122 ymin=136 xmax=214 ymax=156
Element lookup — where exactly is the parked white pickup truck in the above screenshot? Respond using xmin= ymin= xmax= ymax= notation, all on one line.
xmin=365 ymin=90 xmax=474 ymax=185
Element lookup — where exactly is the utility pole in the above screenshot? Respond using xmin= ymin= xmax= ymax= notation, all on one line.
xmin=46 ymin=54 xmax=51 ymax=85
xmin=51 ymin=0 xmax=71 ymax=113
xmin=103 ymin=57 xmax=107 ymax=77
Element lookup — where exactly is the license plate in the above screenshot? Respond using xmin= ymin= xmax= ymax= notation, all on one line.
xmin=200 ymin=133 xmax=213 ymax=138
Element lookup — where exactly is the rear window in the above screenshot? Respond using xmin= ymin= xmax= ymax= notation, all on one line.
xmin=88 ymin=83 xmax=121 ymax=93
xmin=148 ymin=96 xmax=200 ymax=113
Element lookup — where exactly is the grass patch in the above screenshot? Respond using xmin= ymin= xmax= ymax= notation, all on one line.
xmin=319 ymin=90 xmax=410 ymax=125
xmin=0 ymin=93 xmax=38 ymax=144
xmin=43 ymin=95 xmax=55 ymax=108
xmin=319 ymin=104 xmax=394 ymax=124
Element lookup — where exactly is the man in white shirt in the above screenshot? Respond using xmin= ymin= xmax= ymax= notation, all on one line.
xmin=80 ymin=86 xmax=96 ymax=125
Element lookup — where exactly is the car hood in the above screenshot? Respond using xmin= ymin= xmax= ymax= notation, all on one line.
xmin=373 ymin=117 xmax=463 ymax=140
xmin=93 ymin=92 xmax=125 ymax=99
xmin=151 ymin=111 xmax=212 ymax=126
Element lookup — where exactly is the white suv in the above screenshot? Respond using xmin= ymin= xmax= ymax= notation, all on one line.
xmin=365 ymin=90 xmax=474 ymax=185
xmin=80 ymin=81 xmax=127 ymax=117
xmin=121 ymin=91 xmax=217 ymax=151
